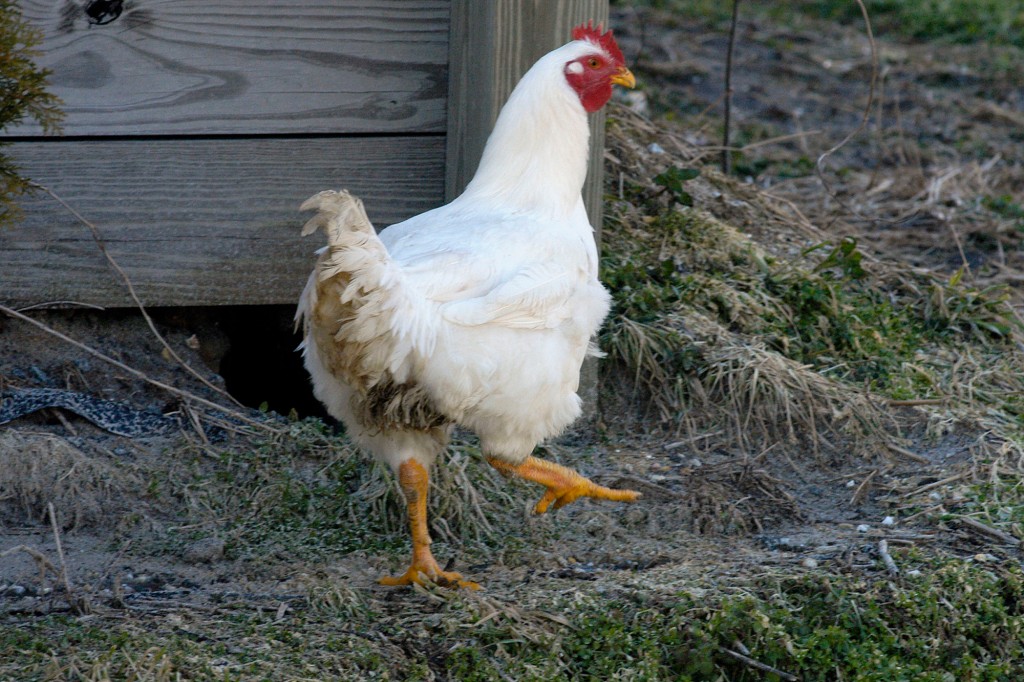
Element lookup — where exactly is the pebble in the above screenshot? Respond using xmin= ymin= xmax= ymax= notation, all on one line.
xmin=882 ymin=516 xmax=896 ymax=526
xmin=856 ymin=524 xmax=871 ymax=533
xmin=802 ymin=557 xmax=819 ymax=569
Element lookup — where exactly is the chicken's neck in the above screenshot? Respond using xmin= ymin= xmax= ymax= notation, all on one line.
xmin=459 ymin=61 xmax=591 ymax=220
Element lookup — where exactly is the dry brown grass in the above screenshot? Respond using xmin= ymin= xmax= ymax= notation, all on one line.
xmin=0 ymin=431 xmax=142 ymax=530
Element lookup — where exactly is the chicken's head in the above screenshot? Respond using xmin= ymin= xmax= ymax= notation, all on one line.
xmin=564 ymin=22 xmax=635 ymax=113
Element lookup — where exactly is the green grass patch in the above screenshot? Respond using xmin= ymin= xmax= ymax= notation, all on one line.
xmin=442 ymin=560 xmax=1024 ymax=680
xmin=615 ymin=0 xmax=1024 ymax=48
xmin=782 ymin=0 xmax=1024 ymax=48
xmin=152 ymin=419 xmax=533 ymax=567
xmin=600 ymin=206 xmax=1019 ymax=399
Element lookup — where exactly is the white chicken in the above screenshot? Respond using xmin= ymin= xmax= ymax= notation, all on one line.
xmin=297 ymin=23 xmax=638 ymax=589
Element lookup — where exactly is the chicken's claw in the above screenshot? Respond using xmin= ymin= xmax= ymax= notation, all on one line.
xmin=379 ymin=551 xmax=480 ymax=590
xmin=488 ymin=455 xmax=640 ymax=514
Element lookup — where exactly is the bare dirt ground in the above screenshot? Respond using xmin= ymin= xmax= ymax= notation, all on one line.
xmin=2 ymin=7 xmax=1023 ymax=680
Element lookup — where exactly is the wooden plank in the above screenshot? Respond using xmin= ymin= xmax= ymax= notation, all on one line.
xmin=445 ymin=0 xmax=609 ymax=229
xmin=0 ymin=136 xmax=445 ymax=307
xmin=8 ymin=0 xmax=449 ymax=136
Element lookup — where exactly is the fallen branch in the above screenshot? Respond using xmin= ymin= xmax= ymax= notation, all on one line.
xmin=719 ymin=646 xmax=799 ymax=681
xmin=0 ymin=303 xmax=281 ymax=435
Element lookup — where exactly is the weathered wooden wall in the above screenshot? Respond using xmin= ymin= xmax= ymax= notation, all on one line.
xmin=11 ymin=1 xmax=450 ymax=137
xmin=1 ymin=0 xmax=449 ymax=307
xmin=1 ymin=0 xmax=612 ymax=309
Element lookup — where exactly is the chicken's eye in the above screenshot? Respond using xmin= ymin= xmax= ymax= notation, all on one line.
xmin=587 ymin=57 xmax=601 ymax=69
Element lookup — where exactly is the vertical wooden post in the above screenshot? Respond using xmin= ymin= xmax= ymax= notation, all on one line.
xmin=445 ymin=0 xmax=610 ymax=418
xmin=445 ymin=0 xmax=609 ymax=230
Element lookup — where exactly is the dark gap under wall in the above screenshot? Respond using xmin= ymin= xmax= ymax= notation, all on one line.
xmin=160 ymin=305 xmax=331 ymax=422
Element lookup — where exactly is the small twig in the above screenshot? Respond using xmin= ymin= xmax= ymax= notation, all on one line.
xmin=663 ymin=430 xmax=723 ymax=450
xmin=885 ymin=443 xmax=930 ymax=464
xmin=49 ymin=408 xmax=79 ymax=436
xmin=878 ymin=539 xmax=899 ymax=576
xmin=15 ymin=301 xmax=106 ymax=312
xmin=704 ymin=129 xmax=825 ymax=154
xmin=813 ymin=0 xmax=879 ymax=218
xmin=0 ymin=544 xmax=60 ymax=582
xmin=956 ymin=516 xmax=1021 ymax=546
xmin=719 ymin=647 xmax=798 ymax=681
xmin=48 ymin=503 xmax=90 ymax=615
xmin=902 ymin=471 xmax=971 ymax=498
xmin=27 ymin=181 xmax=242 ymax=408
xmin=947 ymin=223 xmax=973 ymax=279
xmin=721 ymin=0 xmax=742 ymax=174
xmin=850 ymin=469 xmax=877 ymax=506
xmin=0 ymin=303 xmax=281 ymax=435
xmin=601 ymin=473 xmax=686 ymax=501
xmin=888 ymin=399 xmax=946 ymax=407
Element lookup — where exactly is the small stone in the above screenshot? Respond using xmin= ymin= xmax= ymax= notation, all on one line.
xmin=183 ymin=537 xmax=226 ymax=564
xmin=856 ymin=524 xmax=871 ymax=533
xmin=647 ymin=142 xmax=665 ymax=154
xmin=882 ymin=516 xmax=896 ymax=526
xmin=846 ymin=480 xmax=856 ymax=488
xmin=802 ymin=557 xmax=819 ymax=569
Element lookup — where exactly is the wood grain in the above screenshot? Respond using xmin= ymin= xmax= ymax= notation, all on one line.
xmin=0 ymin=136 xmax=445 ymax=307
xmin=9 ymin=0 xmax=450 ymax=136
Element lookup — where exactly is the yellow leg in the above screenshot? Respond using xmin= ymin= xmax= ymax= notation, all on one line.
xmin=379 ymin=459 xmax=480 ymax=589
xmin=488 ymin=455 xmax=640 ymax=514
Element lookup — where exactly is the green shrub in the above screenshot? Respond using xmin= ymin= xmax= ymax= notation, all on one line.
xmin=0 ymin=0 xmax=62 ymax=223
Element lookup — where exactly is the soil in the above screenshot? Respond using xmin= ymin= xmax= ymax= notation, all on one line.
xmin=1 ymin=7 xmax=1023 ymax=678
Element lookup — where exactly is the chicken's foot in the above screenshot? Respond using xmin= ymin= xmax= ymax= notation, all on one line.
xmin=488 ymin=455 xmax=640 ymax=514
xmin=380 ymin=459 xmax=480 ymax=590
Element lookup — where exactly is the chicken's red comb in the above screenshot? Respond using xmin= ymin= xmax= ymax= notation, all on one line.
xmin=572 ymin=21 xmax=625 ymax=65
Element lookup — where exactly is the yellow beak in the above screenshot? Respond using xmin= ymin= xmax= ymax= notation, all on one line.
xmin=611 ymin=66 xmax=636 ymax=89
